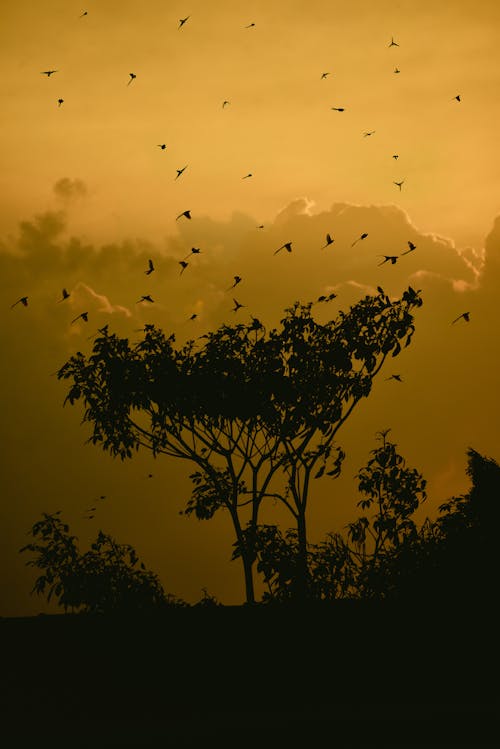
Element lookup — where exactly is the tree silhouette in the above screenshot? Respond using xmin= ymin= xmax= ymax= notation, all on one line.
xmin=20 ymin=512 xmax=179 ymax=613
xmin=57 ymin=287 xmax=422 ymax=603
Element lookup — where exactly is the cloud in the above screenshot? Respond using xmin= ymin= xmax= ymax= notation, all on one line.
xmin=53 ymin=178 xmax=88 ymax=202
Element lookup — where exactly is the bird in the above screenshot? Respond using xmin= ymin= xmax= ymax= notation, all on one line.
xmin=11 ymin=296 xmax=28 ymax=308
xmin=79 ymin=11 xmax=88 ymax=18
xmin=331 ymin=107 xmax=345 ymax=112
xmin=227 ymin=276 xmax=242 ymax=290
xmin=137 ymin=295 xmax=154 ymax=304
xmin=321 ymin=72 xmax=330 ymax=79
xmin=317 ymin=293 xmax=337 ymax=303
xmin=232 ymin=298 xmax=245 ymax=312
xmin=57 ymin=288 xmax=70 ymax=302
xmin=127 ymin=73 xmax=136 ymax=85
xmin=183 ymin=247 xmax=201 ymax=260
xmin=388 ymin=37 xmax=399 ymax=47
xmin=178 ymin=16 xmax=190 ymax=29
xmin=222 ymin=100 xmax=230 ymax=108
xmin=363 ymin=130 xmax=376 ymax=137
xmin=244 ymin=22 xmax=255 ymax=28
xmin=71 ymin=312 xmax=88 ymax=324
xmin=452 ymin=312 xmax=470 ymax=324
xmin=392 ymin=154 xmax=399 ymax=160
xmin=394 ymin=67 xmax=400 ymax=74
xmin=57 ymin=98 xmax=64 ymax=107
xmin=175 ymin=165 xmax=188 ymax=180
xmin=386 ymin=374 xmax=403 ymax=382
xmin=41 ymin=70 xmax=58 ymax=76
xmin=274 ymin=242 xmax=292 ymax=255
xmin=157 ymin=144 xmax=167 ymax=150
xmin=378 ymin=255 xmax=398 ymax=266
xmin=145 ymin=259 xmax=155 ymax=275
xmin=393 ymin=180 xmax=404 ymax=191
xmin=351 ymin=233 xmax=368 ymax=247
xmin=176 ymin=210 xmax=191 ymax=220
xmin=256 ymin=224 xmax=264 ymax=229
xmin=401 ymin=241 xmax=417 ymax=255
xmin=242 ymin=173 xmax=253 ymax=179
xmin=188 ymin=313 xmax=198 ymax=321
xmin=453 ymin=94 xmax=461 ymax=102
xmin=87 ymin=324 xmax=109 ymax=340
xmin=322 ymin=233 xmax=334 ymax=248
xmin=179 ymin=261 xmax=189 ymax=275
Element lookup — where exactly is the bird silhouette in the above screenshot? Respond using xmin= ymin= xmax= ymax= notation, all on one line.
xmin=317 ymin=293 xmax=337 ymax=303
xmin=393 ymin=180 xmax=404 ymax=191
xmin=392 ymin=154 xmax=399 ymax=160
xmin=127 ymin=73 xmax=137 ymax=86
xmin=256 ymin=224 xmax=264 ymax=229
xmin=245 ymin=23 xmax=255 ymax=28
xmin=378 ymin=255 xmax=398 ymax=266
xmin=388 ymin=37 xmax=399 ymax=47
xmin=87 ymin=324 xmax=109 ymax=340
xmin=157 ymin=144 xmax=167 ymax=150
xmin=227 ymin=276 xmax=242 ymax=290
xmin=175 ymin=165 xmax=188 ymax=180
xmin=363 ymin=130 xmax=376 ymax=137
xmin=222 ymin=100 xmax=230 ymax=108
xmin=71 ymin=311 xmax=88 ymax=324
xmin=57 ymin=98 xmax=64 ymax=107
xmin=176 ymin=210 xmax=191 ymax=220
xmin=41 ymin=70 xmax=58 ymax=76
xmin=11 ymin=296 xmax=28 ymax=308
xmin=401 ymin=241 xmax=417 ymax=255
xmin=179 ymin=261 xmax=189 ymax=275
xmin=145 ymin=259 xmax=155 ymax=275
xmin=188 ymin=313 xmax=198 ymax=321
xmin=321 ymin=72 xmax=330 ymax=79
xmin=79 ymin=11 xmax=88 ymax=18
xmin=242 ymin=173 xmax=253 ymax=179
xmin=137 ymin=295 xmax=154 ymax=304
xmin=322 ymin=233 xmax=334 ymax=248
xmin=183 ymin=247 xmax=201 ymax=260
xmin=453 ymin=94 xmax=461 ymax=102
xmin=394 ymin=67 xmax=400 ymax=73
xmin=274 ymin=242 xmax=292 ymax=255
xmin=178 ymin=16 xmax=190 ymax=29
xmin=331 ymin=107 xmax=345 ymax=112
xmin=452 ymin=311 xmax=470 ymax=324
xmin=351 ymin=233 xmax=368 ymax=247
xmin=386 ymin=374 xmax=403 ymax=382
xmin=232 ymin=298 xmax=245 ymax=312
xmin=57 ymin=288 xmax=70 ymax=302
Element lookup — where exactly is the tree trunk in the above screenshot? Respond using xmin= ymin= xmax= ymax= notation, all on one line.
xmin=295 ymin=511 xmax=309 ymax=601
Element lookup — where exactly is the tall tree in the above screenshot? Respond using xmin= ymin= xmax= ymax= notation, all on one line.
xmin=58 ymin=287 xmax=422 ymax=603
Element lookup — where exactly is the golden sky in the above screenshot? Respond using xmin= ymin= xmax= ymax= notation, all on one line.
xmin=2 ymin=0 xmax=500 ymax=614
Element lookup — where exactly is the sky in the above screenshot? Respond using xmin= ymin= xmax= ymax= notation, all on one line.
xmin=1 ymin=0 xmax=500 ymax=614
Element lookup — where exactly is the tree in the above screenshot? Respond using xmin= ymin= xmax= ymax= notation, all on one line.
xmin=57 ymin=286 xmax=422 ymax=603
xmin=20 ymin=512 xmax=179 ymax=613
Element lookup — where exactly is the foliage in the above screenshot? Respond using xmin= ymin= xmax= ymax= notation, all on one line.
xmin=20 ymin=512 xmax=181 ymax=613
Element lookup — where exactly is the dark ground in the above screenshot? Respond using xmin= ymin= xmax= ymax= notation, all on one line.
xmin=1 ymin=601 xmax=497 ymax=747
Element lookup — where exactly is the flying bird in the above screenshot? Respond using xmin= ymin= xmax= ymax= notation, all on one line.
xmin=274 ymin=242 xmax=292 ymax=255
xmin=222 ymin=100 xmax=230 ymax=108
xmin=386 ymin=374 xmax=403 ymax=382
xmin=388 ymin=37 xmax=399 ymax=47
xmin=57 ymin=288 xmax=70 ymax=302
xmin=317 ymin=293 xmax=337 ymax=303
xmin=178 ymin=16 xmax=190 ymax=29
xmin=183 ymin=247 xmax=201 ymax=260
xmin=242 ymin=173 xmax=253 ymax=179
xmin=401 ymin=241 xmax=416 ymax=255
xmin=322 ymin=233 xmax=334 ymax=248
xmin=179 ymin=261 xmax=189 ymax=275
xmin=227 ymin=276 xmax=242 ymax=290
xmin=393 ymin=180 xmax=404 ymax=191
xmin=452 ymin=311 xmax=470 ymax=324
xmin=157 ymin=144 xmax=167 ymax=150
xmin=71 ymin=311 xmax=88 ymax=324
xmin=363 ymin=130 xmax=376 ymax=137
xmin=175 ymin=165 xmax=188 ymax=180
xmin=176 ymin=210 xmax=191 ymax=220
xmin=321 ymin=72 xmax=330 ymax=79
xmin=453 ymin=94 xmax=461 ymax=102
xmin=394 ymin=67 xmax=400 ymax=74
xmin=232 ymin=298 xmax=245 ymax=312
xmin=256 ymin=224 xmax=264 ymax=229
xmin=378 ymin=255 xmax=398 ymax=266
xmin=79 ymin=11 xmax=88 ymax=18
xmin=145 ymin=259 xmax=155 ymax=275
xmin=351 ymin=233 xmax=368 ymax=247
xmin=392 ymin=154 xmax=399 ymax=160
xmin=188 ymin=313 xmax=198 ymax=321
xmin=245 ymin=23 xmax=256 ymax=28
xmin=57 ymin=98 xmax=64 ymax=107
xmin=137 ymin=295 xmax=154 ymax=304
xmin=11 ymin=296 xmax=28 ymax=308
xmin=127 ymin=73 xmax=137 ymax=85
xmin=41 ymin=70 xmax=58 ymax=76
xmin=331 ymin=107 xmax=345 ymax=112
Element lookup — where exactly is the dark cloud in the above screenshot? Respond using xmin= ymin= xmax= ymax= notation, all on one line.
xmin=53 ymin=178 xmax=88 ymax=202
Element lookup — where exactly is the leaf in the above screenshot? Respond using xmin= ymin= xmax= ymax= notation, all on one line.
xmin=314 ymin=465 xmax=325 ymax=479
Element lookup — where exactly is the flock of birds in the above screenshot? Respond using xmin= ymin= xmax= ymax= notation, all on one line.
xmin=12 ymin=13 xmax=472 ymax=338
